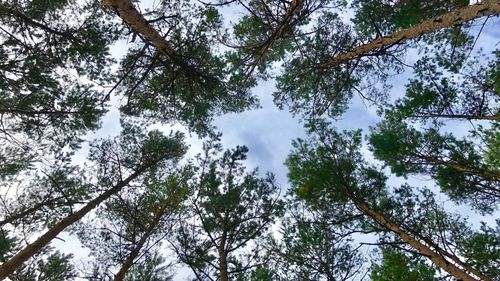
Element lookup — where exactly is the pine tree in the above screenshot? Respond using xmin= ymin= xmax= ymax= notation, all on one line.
xmin=174 ymin=144 xmax=283 ymax=281
xmin=285 ymin=126 xmax=494 ymax=281
xmin=0 ymin=126 xmax=187 ymax=279
xmin=79 ymin=166 xmax=191 ymax=281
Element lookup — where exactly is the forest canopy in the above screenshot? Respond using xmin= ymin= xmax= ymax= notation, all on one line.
xmin=0 ymin=0 xmax=499 ymax=280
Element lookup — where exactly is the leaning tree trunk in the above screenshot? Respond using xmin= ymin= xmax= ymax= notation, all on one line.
xmin=319 ymin=0 xmax=500 ymax=68
xmin=113 ymin=208 xmax=167 ymax=281
xmin=244 ymin=0 xmax=304 ymax=78
xmin=344 ymin=190 xmax=490 ymax=281
xmin=101 ymin=0 xmax=176 ymax=57
xmin=411 ymin=113 xmax=500 ymax=121
xmin=101 ymin=0 xmax=199 ymax=77
xmin=0 ymin=165 xmax=153 ymax=280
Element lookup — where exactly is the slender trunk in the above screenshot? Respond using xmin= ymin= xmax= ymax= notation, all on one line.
xmin=101 ymin=0 xmax=211 ymax=84
xmin=0 ymin=198 xmax=63 ymax=227
xmin=218 ymin=235 xmax=229 ymax=281
xmin=319 ymin=0 xmax=500 ymax=68
xmin=410 ymin=113 xmax=500 ymax=121
xmin=113 ymin=209 xmax=165 ymax=281
xmin=320 ymin=261 xmax=335 ymax=281
xmin=101 ymin=0 xmax=176 ymax=57
xmin=411 ymin=230 xmax=493 ymax=281
xmin=346 ymin=192 xmax=486 ymax=281
xmin=0 ymin=167 xmax=149 ymax=280
xmin=0 ymin=108 xmax=79 ymax=115
xmin=245 ymin=0 xmax=304 ymax=77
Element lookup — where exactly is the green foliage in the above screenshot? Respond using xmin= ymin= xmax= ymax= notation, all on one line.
xmin=0 ymin=0 xmax=119 ymax=148
xmin=351 ymin=0 xmax=469 ymax=35
xmin=79 ymin=133 xmax=190 ymax=278
xmin=386 ymin=51 xmax=499 ymax=122
xmin=36 ymin=251 xmax=76 ymax=281
xmin=483 ymin=123 xmax=500 ymax=170
xmin=369 ymin=117 xmax=500 ymax=213
xmin=370 ymin=249 xmax=435 ymax=281
xmin=125 ymin=252 xmax=173 ymax=281
xmin=274 ymin=13 xmax=360 ymax=120
xmin=88 ymin=124 xmax=187 ymax=187
xmin=0 ymin=229 xmax=75 ymax=280
xmin=272 ymin=202 xmax=364 ymax=280
xmin=458 ymin=221 xmax=500 ymax=278
xmin=0 ymin=162 xmax=92 ymax=229
xmin=118 ymin=3 xmax=258 ymax=136
xmin=176 ymin=144 xmax=284 ymax=279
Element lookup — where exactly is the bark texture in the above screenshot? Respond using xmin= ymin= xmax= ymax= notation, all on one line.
xmin=319 ymin=0 xmax=500 ymax=68
xmin=0 ymin=167 xmax=150 ymax=280
xmin=218 ymin=235 xmax=229 ymax=281
xmin=347 ymin=192 xmax=489 ymax=281
xmin=101 ymin=0 xmax=176 ymax=57
xmin=101 ymin=0 xmax=210 ymax=83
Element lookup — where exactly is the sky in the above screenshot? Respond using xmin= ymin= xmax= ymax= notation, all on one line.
xmin=45 ymin=1 xmax=500 ymax=280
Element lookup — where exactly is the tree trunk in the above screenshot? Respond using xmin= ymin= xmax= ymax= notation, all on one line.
xmin=101 ymin=0 xmax=176 ymax=57
xmin=113 ymin=208 xmax=165 ymax=281
xmin=319 ymin=0 xmax=500 ymax=68
xmin=346 ymin=192 xmax=488 ymax=281
xmin=101 ymin=0 xmax=211 ymax=84
xmin=0 ymin=197 xmax=63 ymax=227
xmin=244 ymin=0 xmax=304 ymax=77
xmin=320 ymin=261 xmax=335 ymax=281
xmin=217 ymin=236 xmax=229 ymax=281
xmin=411 ymin=114 xmax=500 ymax=121
xmin=0 ymin=167 xmax=150 ymax=280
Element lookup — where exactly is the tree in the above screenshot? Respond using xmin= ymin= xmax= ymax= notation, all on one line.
xmin=270 ymin=201 xmax=365 ymax=281
xmin=174 ymin=144 xmax=283 ymax=281
xmin=386 ymin=51 xmax=499 ymax=121
xmin=0 ymin=229 xmax=76 ymax=281
xmin=79 ymin=166 xmax=192 ymax=281
xmin=102 ymin=0 xmax=258 ymax=135
xmin=0 ymin=126 xmax=187 ymax=279
xmin=370 ymin=248 xmax=436 ymax=281
xmin=0 ymin=162 xmax=91 ymax=229
xmin=320 ymin=0 xmax=500 ymax=67
xmin=285 ymin=126 xmax=493 ymax=281
xmin=272 ymin=0 xmax=496 ymax=123
xmin=228 ymin=0 xmax=338 ymax=80
xmin=457 ymin=220 xmax=500 ymax=279
xmin=124 ymin=252 xmax=173 ymax=281
xmin=0 ymin=0 xmax=119 ymax=151
xmin=369 ymin=116 xmax=499 ymax=213
xmin=351 ymin=0 xmax=470 ymax=36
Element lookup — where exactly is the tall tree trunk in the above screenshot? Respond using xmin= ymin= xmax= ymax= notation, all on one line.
xmin=0 ymin=197 xmax=63 ymax=227
xmin=319 ymin=0 xmax=500 ymax=68
xmin=218 ymin=235 xmax=229 ymax=281
xmin=101 ymin=0 xmax=216 ymax=86
xmin=244 ymin=0 xmax=304 ymax=78
xmin=344 ymin=190 xmax=490 ymax=281
xmin=0 ymin=166 xmax=152 ymax=280
xmin=411 ymin=113 xmax=500 ymax=121
xmin=101 ymin=0 xmax=176 ymax=57
xmin=113 ymin=208 xmax=166 ymax=281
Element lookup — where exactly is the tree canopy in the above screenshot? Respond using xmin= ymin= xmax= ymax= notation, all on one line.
xmin=0 ymin=0 xmax=498 ymax=280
